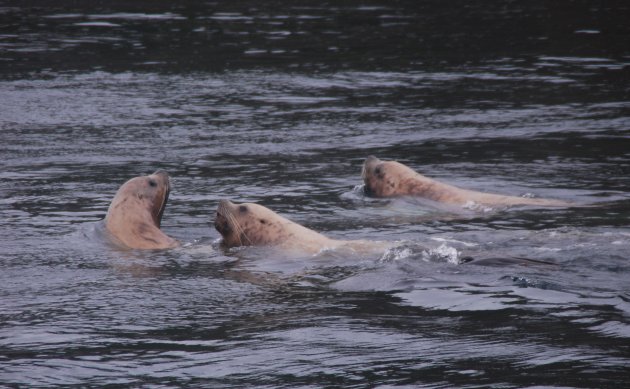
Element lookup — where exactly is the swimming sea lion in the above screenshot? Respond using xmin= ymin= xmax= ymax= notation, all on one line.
xmin=105 ymin=170 xmax=178 ymax=249
xmin=214 ymin=199 xmax=389 ymax=254
xmin=362 ymin=155 xmax=571 ymax=207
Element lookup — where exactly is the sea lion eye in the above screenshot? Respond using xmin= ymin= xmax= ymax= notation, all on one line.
xmin=239 ymin=205 xmax=248 ymax=213
xmin=148 ymin=179 xmax=157 ymax=187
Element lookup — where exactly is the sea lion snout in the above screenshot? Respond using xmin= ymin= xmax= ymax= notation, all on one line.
xmin=217 ymin=199 xmax=235 ymax=212
xmin=151 ymin=169 xmax=169 ymax=178
xmin=362 ymin=155 xmax=381 ymax=178
xmin=149 ymin=170 xmax=170 ymax=191
xmin=215 ymin=200 xmax=234 ymax=237
xmin=214 ymin=211 xmax=231 ymax=237
xmin=362 ymin=155 xmax=386 ymax=196
xmin=152 ymin=170 xmax=169 ymax=177
xmin=364 ymin=155 xmax=381 ymax=165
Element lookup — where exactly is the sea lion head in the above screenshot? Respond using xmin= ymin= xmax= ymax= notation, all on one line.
xmin=105 ymin=170 xmax=176 ymax=249
xmin=107 ymin=170 xmax=171 ymax=227
xmin=215 ymin=200 xmax=289 ymax=248
xmin=362 ymin=155 xmax=418 ymax=197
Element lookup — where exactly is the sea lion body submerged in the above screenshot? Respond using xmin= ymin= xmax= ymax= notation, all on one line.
xmin=362 ymin=156 xmax=571 ymax=207
xmin=214 ymin=199 xmax=388 ymax=254
xmin=105 ymin=170 xmax=178 ymax=249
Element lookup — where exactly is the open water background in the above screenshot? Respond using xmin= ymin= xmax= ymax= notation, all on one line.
xmin=1 ymin=1 xmax=629 ymax=387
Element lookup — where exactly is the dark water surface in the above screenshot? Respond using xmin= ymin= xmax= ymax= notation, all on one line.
xmin=1 ymin=1 xmax=630 ymax=388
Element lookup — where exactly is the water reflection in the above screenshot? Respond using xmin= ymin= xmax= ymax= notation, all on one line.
xmin=1 ymin=0 xmax=630 ymax=387
xmin=1 ymin=1 xmax=629 ymax=76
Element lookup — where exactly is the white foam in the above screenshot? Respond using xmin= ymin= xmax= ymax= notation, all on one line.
xmin=379 ymin=246 xmax=413 ymax=262
xmin=425 ymin=243 xmax=461 ymax=265
xmin=462 ymin=200 xmax=494 ymax=213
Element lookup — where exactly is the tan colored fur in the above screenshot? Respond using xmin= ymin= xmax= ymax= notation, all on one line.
xmin=362 ymin=156 xmax=571 ymax=207
xmin=214 ymin=200 xmax=390 ymax=254
xmin=105 ymin=171 xmax=178 ymax=249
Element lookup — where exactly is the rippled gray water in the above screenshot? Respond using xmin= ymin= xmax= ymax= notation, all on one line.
xmin=1 ymin=1 xmax=630 ymax=388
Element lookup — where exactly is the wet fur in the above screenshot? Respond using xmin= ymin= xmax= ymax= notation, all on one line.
xmin=105 ymin=171 xmax=178 ymax=249
xmin=215 ymin=200 xmax=390 ymax=254
xmin=362 ymin=156 xmax=572 ymax=207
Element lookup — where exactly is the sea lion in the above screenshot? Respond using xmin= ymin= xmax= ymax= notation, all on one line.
xmin=104 ymin=170 xmax=178 ymax=249
xmin=214 ymin=199 xmax=389 ymax=254
xmin=362 ymin=155 xmax=571 ymax=207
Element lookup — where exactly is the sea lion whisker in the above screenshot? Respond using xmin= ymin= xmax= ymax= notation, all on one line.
xmin=220 ymin=206 xmax=251 ymax=246
xmin=225 ymin=212 xmax=243 ymax=245
xmin=228 ymin=212 xmax=252 ymax=245
xmin=155 ymin=185 xmax=168 ymax=226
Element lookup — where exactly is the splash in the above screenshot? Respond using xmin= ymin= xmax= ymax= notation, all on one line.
xmin=422 ymin=243 xmax=462 ymax=265
xmin=379 ymin=243 xmax=462 ymax=265
xmin=379 ymin=246 xmax=414 ymax=262
xmin=462 ymin=200 xmax=494 ymax=213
